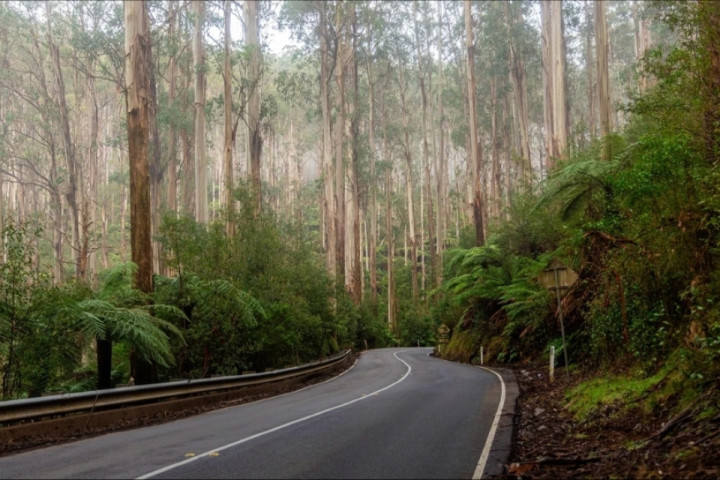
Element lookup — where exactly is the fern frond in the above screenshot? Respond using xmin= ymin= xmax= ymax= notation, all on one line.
xmin=109 ymin=308 xmax=174 ymax=367
xmin=147 ymin=304 xmax=189 ymax=326
xmin=236 ymin=290 xmax=266 ymax=324
xmin=75 ymin=311 xmax=107 ymax=339
xmin=446 ymin=274 xmax=480 ymax=300
xmin=99 ymin=262 xmax=135 ymax=294
xmin=444 ymin=248 xmax=471 ymax=274
xmin=560 ymin=187 xmax=593 ymax=219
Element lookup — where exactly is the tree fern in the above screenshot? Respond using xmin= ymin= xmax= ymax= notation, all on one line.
xmin=536 ymin=136 xmax=634 ymax=222
xmin=67 ymin=265 xmax=189 ymax=389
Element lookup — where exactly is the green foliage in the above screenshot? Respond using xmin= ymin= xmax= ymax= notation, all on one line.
xmin=156 ymin=187 xmax=362 ymax=373
xmin=153 ymin=273 xmax=262 ymax=377
xmin=436 ymin=242 xmax=553 ymax=363
xmin=436 ymin=89 xmax=720 ymax=379
xmin=537 ymin=134 xmax=628 ymax=226
xmin=67 ymin=263 xmax=186 ymax=388
xmin=497 ymin=257 xmax=553 ymax=349
xmin=0 ymin=221 xmax=47 ymax=398
xmin=0 ymin=222 xmax=87 ymax=398
xmin=397 ymin=305 xmax=434 ymax=347
xmin=355 ymin=298 xmax=395 ymax=349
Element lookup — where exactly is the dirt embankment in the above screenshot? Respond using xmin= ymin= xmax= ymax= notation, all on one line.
xmin=493 ymin=363 xmax=720 ymax=479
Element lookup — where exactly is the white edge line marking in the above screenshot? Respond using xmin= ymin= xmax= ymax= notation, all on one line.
xmin=472 ymin=366 xmax=507 ymax=479
xmin=136 ymin=350 xmax=411 ymax=479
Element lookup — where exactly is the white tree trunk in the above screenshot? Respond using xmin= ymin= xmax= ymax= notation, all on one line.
xmin=595 ymin=0 xmax=612 ymax=138
xmin=193 ymin=0 xmax=207 ymax=223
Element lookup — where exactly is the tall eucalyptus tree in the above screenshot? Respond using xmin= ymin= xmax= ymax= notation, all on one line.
xmin=193 ymin=0 xmax=207 ymax=224
xmin=124 ymin=0 xmax=155 ymax=383
xmin=166 ymin=0 xmax=179 ymax=215
xmin=465 ymin=0 xmax=484 ymax=246
xmin=632 ymin=1 xmax=653 ymax=94
xmin=595 ymin=0 xmax=612 ymax=140
xmin=505 ymin=1 xmax=532 ymax=186
xmin=0 ymin=5 xmax=66 ymax=282
xmin=223 ymin=0 xmax=235 ymax=236
xmin=541 ymin=0 xmax=568 ymax=169
xmin=346 ymin=2 xmax=362 ymax=304
xmin=435 ymin=0 xmax=447 ymax=284
xmin=361 ymin=1 xmax=380 ymax=306
xmin=280 ymin=1 xmax=340 ymax=280
xmin=245 ymin=0 xmax=263 ymax=215
xmin=413 ymin=0 xmax=437 ymax=291
xmin=46 ymin=2 xmax=83 ymax=279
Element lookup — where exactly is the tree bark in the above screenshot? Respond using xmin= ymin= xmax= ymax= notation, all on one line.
xmin=551 ymin=0 xmax=568 ymax=160
xmin=320 ymin=3 xmax=336 ymax=278
xmin=46 ymin=3 xmax=82 ymax=279
xmin=348 ymin=3 xmax=361 ymax=304
xmin=181 ymin=12 xmax=194 ymax=218
xmin=541 ymin=0 xmax=568 ymax=169
xmin=465 ymin=0 xmax=485 ymax=247
xmin=96 ymin=336 xmax=113 ymax=390
xmin=384 ymin=137 xmax=396 ymax=338
xmin=490 ymin=77 xmax=501 ymax=218
xmin=125 ymin=0 xmax=155 ymax=384
xmin=541 ymin=0 xmax=554 ymax=174
xmin=595 ymin=0 xmax=612 ymax=140
xmin=414 ymin=1 xmax=437 ymax=291
xmin=505 ymin=2 xmax=532 ymax=186
xmin=334 ymin=4 xmax=346 ymax=285
xmin=224 ymin=0 xmax=235 ymax=236
xmin=632 ymin=1 xmax=653 ymax=94
xmin=85 ymin=69 xmax=100 ymax=283
xmin=585 ymin=1 xmax=596 ymax=140
xmin=398 ymin=63 xmax=418 ymax=300
xmin=148 ymin=26 xmax=163 ymax=276
xmin=245 ymin=0 xmax=263 ymax=215
xmin=167 ymin=0 xmax=178 ymax=215
xmin=435 ymin=1 xmax=446 ymax=285
xmin=193 ymin=0 xmax=208 ymax=224
xmin=365 ymin=28 xmax=378 ymax=307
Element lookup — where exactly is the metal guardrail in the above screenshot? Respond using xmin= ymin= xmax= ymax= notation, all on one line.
xmin=0 ymin=349 xmax=352 ymax=426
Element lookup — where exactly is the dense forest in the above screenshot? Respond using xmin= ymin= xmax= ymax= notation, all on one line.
xmin=0 ymin=0 xmax=718 ymax=407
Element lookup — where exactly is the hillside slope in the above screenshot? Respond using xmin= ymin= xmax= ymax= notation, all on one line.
xmin=491 ymin=362 xmax=719 ymax=479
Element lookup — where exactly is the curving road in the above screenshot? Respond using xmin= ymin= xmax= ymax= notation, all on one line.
xmin=0 ymin=348 xmax=516 ymax=479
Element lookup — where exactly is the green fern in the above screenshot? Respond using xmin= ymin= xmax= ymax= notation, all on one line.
xmin=536 ymin=137 xmax=635 ymax=222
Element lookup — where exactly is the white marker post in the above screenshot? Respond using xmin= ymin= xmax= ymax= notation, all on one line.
xmin=549 ymin=346 xmax=555 ymax=383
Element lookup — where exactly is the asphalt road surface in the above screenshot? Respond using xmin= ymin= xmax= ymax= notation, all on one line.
xmin=0 ymin=348 xmax=515 ymax=479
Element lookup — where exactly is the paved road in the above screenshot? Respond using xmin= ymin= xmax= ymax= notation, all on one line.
xmin=0 ymin=348 xmax=515 ymax=479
